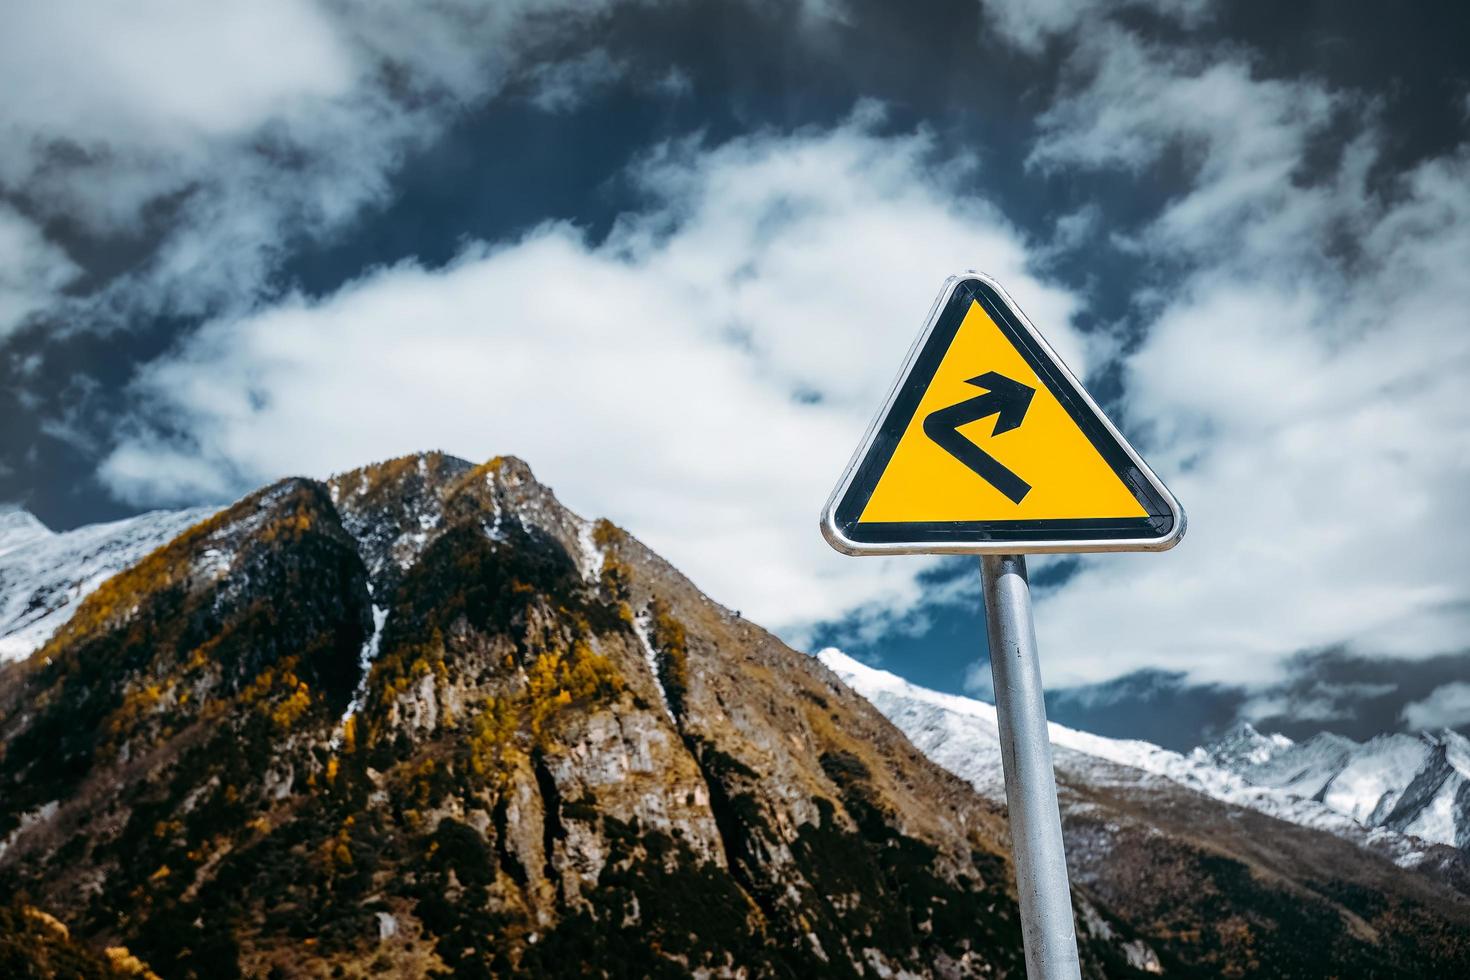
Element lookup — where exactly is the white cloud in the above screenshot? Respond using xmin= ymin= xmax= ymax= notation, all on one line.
xmin=1240 ymin=682 xmax=1397 ymax=725
xmin=526 ymin=48 xmax=626 ymax=112
xmin=100 ymin=112 xmax=1084 ymax=636
xmin=976 ymin=0 xmax=1212 ymax=53
xmin=0 ymin=0 xmax=628 ymax=330
xmin=1030 ymin=29 xmax=1354 ymax=266
xmin=0 ymin=1 xmax=354 ymax=149
xmin=1401 ymin=682 xmax=1470 ymax=731
xmin=1022 ymin=31 xmax=1470 ymax=686
xmin=963 ymin=659 xmax=996 ymax=702
xmin=0 ymin=205 xmax=79 ymax=339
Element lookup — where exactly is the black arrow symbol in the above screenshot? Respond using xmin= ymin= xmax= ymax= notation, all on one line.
xmin=922 ymin=371 xmax=1036 ymax=504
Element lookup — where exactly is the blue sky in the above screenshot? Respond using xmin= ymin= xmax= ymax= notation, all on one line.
xmin=3 ymin=0 xmax=1469 ymax=747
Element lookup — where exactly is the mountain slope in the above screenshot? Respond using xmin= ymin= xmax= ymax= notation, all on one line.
xmin=823 ymin=649 xmax=1470 ymax=975
xmin=0 ymin=506 xmax=216 ymax=663
xmin=1199 ymin=722 xmax=1470 ymax=850
xmin=0 ymin=454 xmax=1060 ymax=978
xmin=2 ymin=453 xmax=1468 ymax=978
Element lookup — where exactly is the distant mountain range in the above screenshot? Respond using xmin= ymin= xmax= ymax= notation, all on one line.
xmin=3 ymin=456 xmax=1469 ymax=977
xmin=1196 ymin=721 xmax=1470 ymax=850
xmin=824 ymin=651 xmax=1469 ymax=862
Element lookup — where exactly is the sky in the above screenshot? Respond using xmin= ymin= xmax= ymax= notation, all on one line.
xmin=3 ymin=0 xmax=1468 ymax=749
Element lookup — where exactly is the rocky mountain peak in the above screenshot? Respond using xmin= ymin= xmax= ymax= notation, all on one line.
xmin=326 ymin=452 xmax=585 ymax=603
xmin=0 ymin=454 xmax=1051 ymax=978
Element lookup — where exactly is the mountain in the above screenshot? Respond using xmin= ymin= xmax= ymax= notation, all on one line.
xmin=0 ymin=506 xmax=216 ymax=663
xmin=0 ymin=454 xmax=1052 ymax=978
xmin=1197 ymin=722 xmax=1470 ymax=850
xmin=2 ymin=453 xmax=1469 ymax=978
xmin=823 ymin=649 xmax=1470 ymax=971
xmin=821 ymin=651 xmax=1453 ymax=863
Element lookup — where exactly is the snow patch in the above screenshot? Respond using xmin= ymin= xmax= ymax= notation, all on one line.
xmin=193 ymin=546 xmax=234 ymax=582
xmin=482 ymin=479 xmax=505 ymax=541
xmin=335 ymin=602 xmax=389 ymax=742
xmin=1403 ymin=783 xmax=1457 ymax=847
xmin=1199 ymin=722 xmax=1470 ymax=851
xmin=634 ymin=611 xmax=673 ymax=721
xmin=574 ymin=517 xmax=603 ymax=583
xmin=1322 ymin=735 xmax=1429 ymax=824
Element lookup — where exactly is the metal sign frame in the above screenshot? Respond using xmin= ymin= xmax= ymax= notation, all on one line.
xmin=820 ymin=272 xmax=1186 ymax=556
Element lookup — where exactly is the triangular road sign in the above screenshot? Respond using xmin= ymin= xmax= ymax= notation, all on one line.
xmin=822 ymin=273 xmax=1184 ymax=555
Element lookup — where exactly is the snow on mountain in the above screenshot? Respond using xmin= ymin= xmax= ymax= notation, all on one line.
xmin=818 ymin=648 xmax=1441 ymax=865
xmin=1198 ymin=724 xmax=1361 ymax=800
xmin=1390 ymin=732 xmax=1470 ymax=848
xmin=0 ymin=509 xmax=56 ymax=556
xmin=0 ymin=507 xmax=216 ymax=663
xmin=1196 ymin=720 xmax=1294 ymax=771
xmin=1200 ymin=722 xmax=1470 ymax=850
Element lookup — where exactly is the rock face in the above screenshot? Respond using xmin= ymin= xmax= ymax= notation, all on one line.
xmin=2 ymin=452 xmax=1469 ymax=979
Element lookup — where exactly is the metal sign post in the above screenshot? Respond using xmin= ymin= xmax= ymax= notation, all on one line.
xmin=821 ymin=272 xmax=1184 ymax=979
xmin=981 ymin=555 xmax=1081 ymax=980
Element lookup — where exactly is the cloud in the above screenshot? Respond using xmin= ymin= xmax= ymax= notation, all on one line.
xmin=0 ymin=205 xmax=79 ymax=339
xmin=962 ymin=660 xmax=996 ymax=702
xmin=1401 ymin=682 xmax=1470 ymax=731
xmin=976 ymin=0 xmax=1212 ymax=53
xmin=1 ymin=1 xmax=353 ymax=148
xmin=1020 ymin=29 xmax=1470 ymax=686
xmin=525 ymin=48 xmax=627 ymax=112
xmin=1029 ymin=29 xmax=1343 ymax=253
xmin=100 ymin=110 xmax=1084 ymax=636
xmin=1239 ymin=682 xmax=1399 ymax=726
xmin=19 ymin=0 xmax=1466 ymax=707
xmin=1044 ymin=648 xmax=1470 ymax=748
xmin=0 ymin=0 xmax=631 ymax=333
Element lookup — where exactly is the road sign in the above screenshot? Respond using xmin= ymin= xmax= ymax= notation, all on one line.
xmin=822 ymin=273 xmax=1188 ymax=980
xmin=822 ymin=273 xmax=1184 ymax=555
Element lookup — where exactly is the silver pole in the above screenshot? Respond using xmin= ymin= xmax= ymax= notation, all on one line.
xmin=981 ymin=554 xmax=1081 ymax=980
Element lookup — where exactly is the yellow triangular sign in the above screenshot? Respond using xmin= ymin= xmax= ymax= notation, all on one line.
xmin=822 ymin=274 xmax=1184 ymax=555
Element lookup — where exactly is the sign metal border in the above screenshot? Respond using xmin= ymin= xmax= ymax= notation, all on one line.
xmin=820 ymin=272 xmax=1186 ymax=556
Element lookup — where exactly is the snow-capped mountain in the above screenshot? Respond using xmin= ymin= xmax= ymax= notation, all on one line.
xmin=818 ymin=648 xmax=1457 ymax=863
xmin=0 ymin=506 xmax=215 ymax=662
xmin=1198 ymin=722 xmax=1470 ymax=850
